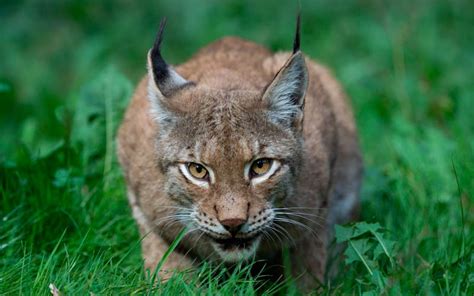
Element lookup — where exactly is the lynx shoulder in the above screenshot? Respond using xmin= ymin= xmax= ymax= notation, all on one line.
xmin=117 ymin=17 xmax=362 ymax=290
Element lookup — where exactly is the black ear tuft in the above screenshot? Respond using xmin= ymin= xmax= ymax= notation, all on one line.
xmin=293 ymin=12 xmax=301 ymax=54
xmin=150 ymin=18 xmax=169 ymax=83
xmin=147 ymin=18 xmax=191 ymax=97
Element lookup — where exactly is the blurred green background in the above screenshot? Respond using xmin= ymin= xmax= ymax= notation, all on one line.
xmin=1 ymin=0 xmax=473 ymax=294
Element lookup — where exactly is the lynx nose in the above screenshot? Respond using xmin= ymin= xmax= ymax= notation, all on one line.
xmin=220 ymin=218 xmax=246 ymax=236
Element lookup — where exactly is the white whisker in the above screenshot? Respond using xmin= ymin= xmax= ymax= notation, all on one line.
xmin=273 ymin=217 xmax=321 ymax=241
xmin=271 ymin=222 xmax=296 ymax=246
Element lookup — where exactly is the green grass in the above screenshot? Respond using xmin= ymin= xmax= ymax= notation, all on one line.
xmin=1 ymin=0 xmax=473 ymax=294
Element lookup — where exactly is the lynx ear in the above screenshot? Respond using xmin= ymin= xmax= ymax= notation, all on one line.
xmin=262 ymin=14 xmax=308 ymax=128
xmin=147 ymin=18 xmax=192 ymax=98
xmin=147 ymin=18 xmax=193 ymax=125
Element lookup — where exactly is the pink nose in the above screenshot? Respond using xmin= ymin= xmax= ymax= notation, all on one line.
xmin=220 ymin=218 xmax=246 ymax=235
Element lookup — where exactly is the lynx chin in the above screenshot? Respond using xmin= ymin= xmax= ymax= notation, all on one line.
xmin=117 ymin=16 xmax=363 ymax=290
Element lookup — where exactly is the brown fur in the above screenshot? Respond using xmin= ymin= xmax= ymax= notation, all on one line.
xmin=117 ymin=36 xmax=363 ymax=290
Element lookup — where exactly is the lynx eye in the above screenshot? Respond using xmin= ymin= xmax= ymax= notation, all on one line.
xmin=250 ymin=159 xmax=272 ymax=176
xmin=187 ymin=163 xmax=208 ymax=180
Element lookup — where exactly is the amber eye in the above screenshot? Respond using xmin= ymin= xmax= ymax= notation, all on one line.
xmin=250 ymin=159 xmax=272 ymax=176
xmin=187 ymin=163 xmax=208 ymax=180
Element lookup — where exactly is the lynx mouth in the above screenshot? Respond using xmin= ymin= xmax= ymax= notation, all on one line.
xmin=211 ymin=235 xmax=258 ymax=251
xmin=208 ymin=233 xmax=261 ymax=262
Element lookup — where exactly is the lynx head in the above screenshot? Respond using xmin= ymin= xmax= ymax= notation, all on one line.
xmin=147 ymin=17 xmax=308 ymax=262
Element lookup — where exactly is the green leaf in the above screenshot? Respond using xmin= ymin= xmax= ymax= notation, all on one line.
xmin=372 ymin=233 xmax=396 ymax=264
xmin=353 ymin=222 xmax=382 ymax=237
xmin=335 ymin=224 xmax=354 ymax=243
xmin=371 ymin=270 xmax=387 ymax=290
xmin=345 ymin=239 xmax=373 ymax=276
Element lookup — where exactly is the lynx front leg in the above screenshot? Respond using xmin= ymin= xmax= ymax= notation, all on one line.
xmin=289 ymin=233 xmax=327 ymax=292
xmin=127 ymin=189 xmax=194 ymax=280
xmin=140 ymin=228 xmax=194 ymax=280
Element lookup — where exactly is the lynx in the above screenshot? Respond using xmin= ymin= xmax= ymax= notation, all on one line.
xmin=117 ymin=16 xmax=363 ymax=290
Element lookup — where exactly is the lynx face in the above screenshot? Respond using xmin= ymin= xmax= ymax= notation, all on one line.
xmin=146 ymin=20 xmax=308 ymax=261
xmin=154 ymin=89 xmax=304 ymax=261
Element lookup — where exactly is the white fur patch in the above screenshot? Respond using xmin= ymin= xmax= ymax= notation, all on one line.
xmin=147 ymin=78 xmax=171 ymax=124
xmin=168 ymin=67 xmax=188 ymax=85
xmin=211 ymin=237 xmax=261 ymax=262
